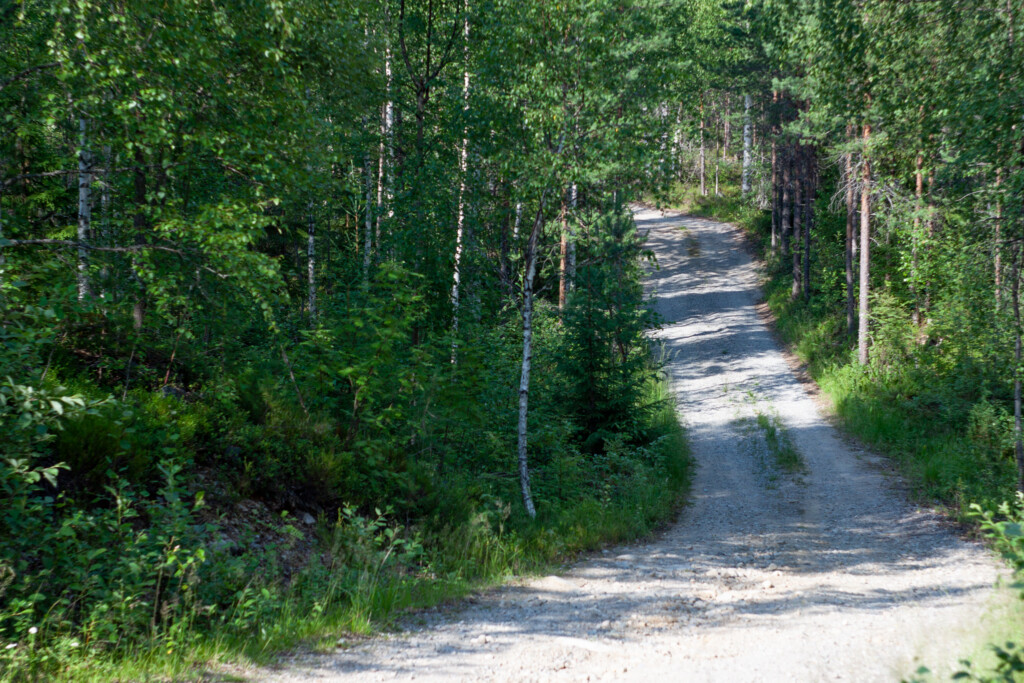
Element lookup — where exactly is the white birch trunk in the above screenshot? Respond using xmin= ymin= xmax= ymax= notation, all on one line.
xmin=450 ymin=4 xmax=470 ymax=358
xmin=742 ymin=94 xmax=753 ymax=195
xmin=77 ymin=117 xmax=92 ymax=300
xmin=374 ymin=20 xmax=395 ymax=250
xmin=307 ymin=202 xmax=317 ymax=320
xmin=517 ymin=205 xmax=546 ymax=519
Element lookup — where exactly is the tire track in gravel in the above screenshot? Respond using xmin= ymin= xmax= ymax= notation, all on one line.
xmin=262 ymin=208 xmax=1005 ymax=683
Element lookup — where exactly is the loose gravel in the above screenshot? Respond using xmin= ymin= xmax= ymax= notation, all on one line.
xmin=262 ymin=209 xmax=1006 ymax=682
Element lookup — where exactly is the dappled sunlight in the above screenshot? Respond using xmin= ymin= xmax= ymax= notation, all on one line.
xmin=267 ymin=210 xmax=1003 ymax=683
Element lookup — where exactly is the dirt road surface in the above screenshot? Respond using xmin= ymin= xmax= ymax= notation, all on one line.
xmin=263 ymin=209 xmax=1004 ymax=682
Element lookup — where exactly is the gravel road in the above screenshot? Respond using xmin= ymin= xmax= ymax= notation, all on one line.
xmin=263 ymin=209 xmax=1005 ymax=682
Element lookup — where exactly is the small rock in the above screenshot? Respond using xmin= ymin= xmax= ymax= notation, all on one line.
xmin=302 ymin=512 xmax=316 ymax=525
xmin=761 ymin=579 xmax=774 ymax=589
xmin=767 ymin=563 xmax=777 ymax=571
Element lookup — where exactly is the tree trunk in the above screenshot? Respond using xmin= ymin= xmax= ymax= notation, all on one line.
xmin=699 ymin=99 xmax=706 ymax=197
xmin=742 ymin=94 xmax=753 ymax=195
xmin=364 ymin=157 xmax=374 ymax=282
xmin=858 ymin=123 xmax=872 ymax=366
xmin=132 ymin=148 xmax=146 ymax=331
xmin=780 ymin=146 xmax=791 ymax=257
xmin=558 ymin=193 xmax=568 ymax=312
xmin=791 ymin=147 xmax=803 ymax=300
xmin=723 ymin=93 xmax=731 ymax=160
xmin=377 ymin=31 xmax=395 ymax=243
xmin=911 ymin=153 xmax=924 ymax=328
xmin=845 ymin=128 xmax=856 ymax=337
xmin=770 ymin=139 xmax=778 ymax=251
xmin=1013 ymin=243 xmax=1024 ymax=492
xmin=803 ymin=148 xmax=814 ymax=301
xmin=996 ymin=167 xmax=1003 ymax=310
xmin=77 ymin=117 xmax=92 ymax=301
xmin=567 ymin=183 xmax=577 ymax=287
xmin=517 ymin=202 xmax=547 ymax=519
xmin=308 ymin=202 xmax=317 ymax=320
xmin=450 ymin=6 xmax=470 ymax=355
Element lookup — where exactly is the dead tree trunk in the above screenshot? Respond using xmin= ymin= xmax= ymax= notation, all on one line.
xmin=858 ymin=123 xmax=872 ymax=366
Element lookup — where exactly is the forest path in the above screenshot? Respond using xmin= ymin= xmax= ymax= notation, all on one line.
xmin=264 ymin=210 xmax=1004 ymax=682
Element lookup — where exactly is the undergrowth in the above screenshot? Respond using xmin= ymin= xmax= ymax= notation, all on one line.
xmin=0 ymin=209 xmax=691 ymax=682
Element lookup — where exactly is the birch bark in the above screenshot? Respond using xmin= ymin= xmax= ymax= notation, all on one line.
xmin=77 ymin=117 xmax=92 ymax=300
xmin=308 ymin=202 xmax=317 ymax=320
xmin=450 ymin=4 xmax=469 ymax=355
xmin=517 ymin=202 xmax=547 ymax=519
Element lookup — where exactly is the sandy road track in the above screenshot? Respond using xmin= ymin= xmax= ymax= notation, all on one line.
xmin=263 ymin=209 xmax=1004 ymax=682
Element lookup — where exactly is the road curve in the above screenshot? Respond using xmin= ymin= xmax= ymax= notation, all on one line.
xmin=262 ymin=209 xmax=1004 ymax=683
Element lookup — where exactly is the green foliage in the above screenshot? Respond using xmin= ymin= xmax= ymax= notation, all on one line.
xmin=558 ymin=209 xmax=660 ymax=451
xmin=0 ymin=0 xmax=709 ymax=677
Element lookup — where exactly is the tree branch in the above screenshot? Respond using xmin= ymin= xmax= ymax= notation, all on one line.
xmin=1 ymin=239 xmax=183 ymax=254
xmin=0 ymin=62 xmax=60 ymax=92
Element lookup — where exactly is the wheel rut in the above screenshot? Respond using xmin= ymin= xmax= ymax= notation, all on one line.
xmin=263 ymin=209 xmax=1004 ymax=683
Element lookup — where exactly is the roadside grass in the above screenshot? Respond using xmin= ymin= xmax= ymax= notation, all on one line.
xmin=8 ymin=371 xmax=691 ymax=683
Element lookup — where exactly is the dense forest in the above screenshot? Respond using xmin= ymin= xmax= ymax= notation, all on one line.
xmin=0 ymin=0 xmax=710 ymax=679
xmin=3 ymin=0 xmax=1024 ymax=680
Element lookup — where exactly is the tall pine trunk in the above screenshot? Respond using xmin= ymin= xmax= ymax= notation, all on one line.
xmin=791 ymin=147 xmax=803 ymax=300
xmin=742 ymin=94 xmax=752 ymax=195
xmin=780 ymin=146 xmax=791 ymax=257
xmin=803 ymin=148 xmax=814 ymax=301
